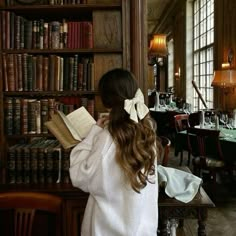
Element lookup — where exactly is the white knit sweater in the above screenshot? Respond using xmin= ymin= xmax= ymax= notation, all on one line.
xmin=69 ymin=125 xmax=158 ymax=236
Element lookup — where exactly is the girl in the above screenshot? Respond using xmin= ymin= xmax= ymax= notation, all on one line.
xmin=69 ymin=68 xmax=160 ymax=236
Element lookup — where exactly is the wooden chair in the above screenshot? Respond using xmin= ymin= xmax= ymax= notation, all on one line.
xmin=174 ymin=114 xmax=191 ymax=166
xmin=187 ymin=127 xmax=225 ymax=183
xmin=0 ymin=192 xmax=63 ymax=236
xmin=159 ymin=136 xmax=171 ymax=166
xmin=188 ymin=111 xmax=201 ymax=127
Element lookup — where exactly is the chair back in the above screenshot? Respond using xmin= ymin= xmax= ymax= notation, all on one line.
xmin=189 ymin=111 xmax=201 ymax=127
xmin=0 ymin=192 xmax=63 ymax=236
xmin=174 ymin=114 xmax=190 ymax=133
xmin=187 ymin=127 xmax=223 ymax=160
xmin=159 ymin=136 xmax=171 ymax=166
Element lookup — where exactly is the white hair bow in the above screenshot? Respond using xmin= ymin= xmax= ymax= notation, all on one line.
xmin=124 ymin=89 xmax=149 ymax=123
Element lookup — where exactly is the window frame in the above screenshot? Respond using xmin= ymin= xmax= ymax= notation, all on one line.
xmin=193 ymin=0 xmax=214 ymax=111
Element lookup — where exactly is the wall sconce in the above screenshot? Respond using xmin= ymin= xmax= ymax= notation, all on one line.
xmin=175 ymin=67 xmax=181 ymax=80
xmin=149 ymin=34 xmax=168 ymax=57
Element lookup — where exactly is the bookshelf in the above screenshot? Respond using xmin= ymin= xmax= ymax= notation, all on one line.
xmin=0 ymin=0 xmax=147 ymax=235
xmin=0 ymin=1 xmax=125 ymax=184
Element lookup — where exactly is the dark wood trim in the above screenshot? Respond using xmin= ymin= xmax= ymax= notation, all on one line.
xmin=130 ymin=0 xmax=148 ymax=102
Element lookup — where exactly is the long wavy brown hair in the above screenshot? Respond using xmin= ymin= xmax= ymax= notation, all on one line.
xmin=98 ymin=68 xmax=160 ymax=193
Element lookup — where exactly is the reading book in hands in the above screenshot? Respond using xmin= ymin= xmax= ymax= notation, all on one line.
xmin=45 ymin=106 xmax=96 ymax=149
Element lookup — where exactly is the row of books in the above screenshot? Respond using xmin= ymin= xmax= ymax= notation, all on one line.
xmin=7 ymin=138 xmax=72 ymax=184
xmin=4 ymin=97 xmax=95 ymax=135
xmin=3 ymin=53 xmax=95 ymax=92
xmin=1 ymin=11 xmax=93 ymax=50
xmin=5 ymin=0 xmax=89 ymax=6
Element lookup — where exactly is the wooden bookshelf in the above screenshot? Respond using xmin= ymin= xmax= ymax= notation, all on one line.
xmin=0 ymin=0 xmax=148 ymax=235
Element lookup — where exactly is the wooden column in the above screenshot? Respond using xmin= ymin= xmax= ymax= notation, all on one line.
xmin=130 ymin=0 xmax=148 ymax=102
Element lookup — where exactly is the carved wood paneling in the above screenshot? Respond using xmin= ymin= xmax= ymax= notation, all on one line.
xmin=93 ymin=11 xmax=122 ymax=49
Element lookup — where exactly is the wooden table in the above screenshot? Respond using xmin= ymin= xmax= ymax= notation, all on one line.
xmin=158 ymin=167 xmax=215 ymax=236
xmin=175 ymin=128 xmax=236 ymax=163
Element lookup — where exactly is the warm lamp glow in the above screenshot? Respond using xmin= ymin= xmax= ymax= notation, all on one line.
xmin=149 ymin=34 xmax=168 ymax=57
xmin=222 ymin=62 xmax=230 ymax=69
xmin=211 ymin=70 xmax=236 ymax=87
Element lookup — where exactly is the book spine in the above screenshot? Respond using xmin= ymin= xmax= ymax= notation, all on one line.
xmin=15 ymin=144 xmax=24 ymax=184
xmin=20 ymin=16 xmax=25 ymax=49
xmin=15 ymin=15 xmax=20 ymax=49
xmin=45 ymin=141 xmax=60 ymax=183
xmin=62 ymin=19 xmax=68 ymax=48
xmin=21 ymin=98 xmax=28 ymax=134
xmin=38 ymin=142 xmax=46 ymax=184
xmin=45 ymin=146 xmax=54 ymax=184
xmin=54 ymin=55 xmax=61 ymax=91
xmin=82 ymin=57 xmax=89 ymax=91
xmin=41 ymin=99 xmax=49 ymax=134
xmin=49 ymin=55 xmax=55 ymax=91
xmin=32 ymin=20 xmax=37 ymax=49
xmin=22 ymin=53 xmax=28 ymax=91
xmin=60 ymin=57 xmax=64 ymax=91
xmin=1 ymin=11 xmax=6 ymax=49
xmin=7 ymin=145 xmax=18 ymax=184
xmin=10 ymin=11 xmax=15 ymax=49
xmin=23 ymin=144 xmax=31 ymax=184
xmin=63 ymin=56 xmax=69 ymax=90
xmin=53 ymin=147 xmax=62 ymax=183
xmin=43 ymin=22 xmax=49 ymax=49
xmin=6 ymin=53 xmax=15 ymax=91
xmin=30 ymin=144 xmax=39 ymax=184
xmin=17 ymin=54 xmax=23 ymax=91
xmin=2 ymin=53 xmax=8 ymax=91
xmin=51 ymin=21 xmax=60 ymax=49
xmin=36 ymin=55 xmax=43 ymax=91
xmin=32 ymin=56 xmax=37 ymax=91
xmin=35 ymin=100 xmax=41 ymax=134
xmin=24 ymin=19 xmax=32 ymax=49
xmin=27 ymin=99 xmax=37 ymax=134
xmin=77 ymin=61 xmax=83 ymax=90
xmin=27 ymin=54 xmax=33 ymax=91
xmin=4 ymin=97 xmax=13 ymax=135
xmin=43 ymin=56 xmax=49 ymax=91
xmin=39 ymin=19 xmax=44 ymax=49
xmin=62 ymin=148 xmax=71 ymax=184
xmin=13 ymin=97 xmax=21 ymax=135
xmin=73 ymin=54 xmax=78 ymax=90
xmin=69 ymin=56 xmax=74 ymax=90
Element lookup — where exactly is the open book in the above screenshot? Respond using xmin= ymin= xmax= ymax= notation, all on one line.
xmin=45 ymin=106 xmax=96 ymax=149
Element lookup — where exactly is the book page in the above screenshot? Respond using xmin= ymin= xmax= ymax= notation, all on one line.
xmin=66 ymin=106 xmax=96 ymax=139
xmin=57 ymin=110 xmax=82 ymax=141
xmin=45 ymin=117 xmax=79 ymax=149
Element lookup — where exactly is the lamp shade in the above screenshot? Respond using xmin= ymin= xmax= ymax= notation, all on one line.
xmin=211 ymin=70 xmax=236 ymax=87
xmin=149 ymin=34 xmax=168 ymax=57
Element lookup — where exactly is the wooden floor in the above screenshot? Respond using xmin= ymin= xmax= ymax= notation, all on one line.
xmin=168 ymin=147 xmax=236 ymax=236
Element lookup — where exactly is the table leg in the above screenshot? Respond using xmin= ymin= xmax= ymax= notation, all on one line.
xmin=198 ymin=219 xmax=206 ymax=236
xmin=178 ymin=219 xmax=184 ymax=228
xmin=170 ymin=219 xmax=178 ymax=236
xmin=159 ymin=219 xmax=169 ymax=236
xmin=198 ymin=209 xmax=208 ymax=236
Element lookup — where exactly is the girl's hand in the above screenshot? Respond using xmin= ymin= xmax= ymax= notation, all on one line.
xmin=96 ymin=115 xmax=109 ymax=128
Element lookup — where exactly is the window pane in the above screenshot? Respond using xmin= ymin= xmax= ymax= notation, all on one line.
xmin=193 ymin=0 xmax=214 ymax=110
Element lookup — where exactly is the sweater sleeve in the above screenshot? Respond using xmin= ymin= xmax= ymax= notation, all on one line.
xmin=69 ymin=124 xmax=109 ymax=192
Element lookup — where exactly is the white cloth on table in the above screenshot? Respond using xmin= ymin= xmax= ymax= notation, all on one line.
xmin=157 ymin=165 xmax=202 ymax=203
